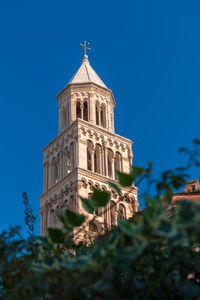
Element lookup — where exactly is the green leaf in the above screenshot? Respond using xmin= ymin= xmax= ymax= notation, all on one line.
xmin=117 ymin=172 xmax=134 ymax=187
xmin=48 ymin=228 xmax=65 ymax=243
xmin=80 ymin=197 xmax=95 ymax=214
xmin=194 ymin=139 xmax=200 ymax=145
xmin=91 ymin=188 xmax=110 ymax=207
xmin=145 ymin=161 xmax=152 ymax=175
xmin=164 ymin=186 xmax=173 ymax=202
xmin=65 ymin=209 xmax=85 ymax=227
xmin=156 ymin=182 xmax=166 ymax=192
xmin=192 ymin=257 xmax=200 ymax=272
xmin=131 ymin=166 xmax=144 ymax=179
xmin=107 ymin=181 xmax=121 ymax=195
xmin=179 ymin=147 xmax=186 ymax=152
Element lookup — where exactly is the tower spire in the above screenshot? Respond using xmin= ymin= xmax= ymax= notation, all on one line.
xmin=80 ymin=41 xmax=91 ymax=57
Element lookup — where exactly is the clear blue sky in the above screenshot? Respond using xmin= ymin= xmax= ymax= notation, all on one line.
xmin=1 ymin=0 xmax=200 ymax=236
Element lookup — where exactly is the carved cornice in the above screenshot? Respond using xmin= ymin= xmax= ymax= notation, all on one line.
xmin=40 ymin=168 xmax=79 ymax=201
xmin=77 ymin=167 xmax=138 ymax=193
xmin=42 ymin=118 xmax=132 ymax=155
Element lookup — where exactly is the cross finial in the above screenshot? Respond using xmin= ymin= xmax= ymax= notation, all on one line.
xmin=80 ymin=41 xmax=91 ymax=56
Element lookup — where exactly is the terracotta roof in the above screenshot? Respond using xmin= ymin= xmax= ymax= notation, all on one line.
xmin=172 ymin=192 xmax=200 ymax=205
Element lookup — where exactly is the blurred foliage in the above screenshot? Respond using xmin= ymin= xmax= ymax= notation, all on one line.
xmin=0 ymin=140 xmax=200 ymax=299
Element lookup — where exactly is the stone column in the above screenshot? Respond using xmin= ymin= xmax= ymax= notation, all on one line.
xmin=59 ymin=151 xmax=63 ymax=179
xmin=43 ymin=162 xmax=46 ymax=192
xmin=101 ymin=146 xmax=105 ymax=175
xmin=114 ymin=212 xmax=118 ymax=226
xmin=46 ymin=162 xmax=48 ymax=191
xmin=80 ymin=104 xmax=84 ymax=120
xmin=70 ymin=94 xmax=76 ymax=122
xmin=99 ymin=149 xmax=102 ymax=174
xmin=103 ymin=142 xmax=108 ymax=177
xmin=91 ymin=149 xmax=95 ymax=172
xmin=58 ymin=103 xmax=62 ymax=133
xmin=128 ymin=153 xmax=133 ymax=173
xmin=76 ymin=135 xmax=80 ymax=168
xmin=98 ymin=107 xmax=101 ymax=126
xmin=89 ymin=92 xmax=95 ymax=124
xmin=74 ymin=142 xmax=76 ymax=169
xmin=40 ymin=210 xmax=43 ymax=235
xmin=48 ymin=160 xmax=52 ymax=188
xmin=43 ymin=208 xmax=47 ymax=236
xmin=112 ymin=157 xmax=115 ymax=180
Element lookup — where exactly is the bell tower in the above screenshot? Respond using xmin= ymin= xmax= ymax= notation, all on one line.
xmin=40 ymin=44 xmax=138 ymax=239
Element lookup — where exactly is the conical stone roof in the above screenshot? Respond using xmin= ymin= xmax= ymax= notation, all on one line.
xmin=68 ymin=55 xmax=107 ymax=89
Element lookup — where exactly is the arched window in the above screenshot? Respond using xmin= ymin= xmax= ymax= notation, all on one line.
xmin=115 ymin=152 xmax=122 ymax=180
xmin=52 ymin=157 xmax=58 ymax=184
xmin=70 ymin=142 xmax=75 ymax=170
xmin=87 ymin=141 xmax=94 ymax=171
xmin=67 ymin=149 xmax=71 ymax=174
xmin=110 ymin=201 xmax=117 ymax=226
xmin=107 ymin=149 xmax=113 ymax=178
xmin=118 ymin=204 xmax=126 ymax=221
xmin=61 ymin=107 xmax=67 ymax=130
xmin=66 ymin=102 xmax=70 ymax=124
xmin=95 ymin=206 xmax=102 ymax=217
xmin=83 ymin=101 xmax=88 ymax=121
xmin=101 ymin=104 xmax=106 ymax=128
xmin=94 ymin=144 xmax=102 ymax=174
xmin=76 ymin=101 xmax=81 ymax=119
xmin=89 ymin=221 xmax=98 ymax=233
xmin=96 ymin=103 xmax=99 ymax=125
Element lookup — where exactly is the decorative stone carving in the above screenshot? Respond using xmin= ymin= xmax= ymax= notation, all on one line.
xmin=40 ymin=53 xmax=139 ymax=238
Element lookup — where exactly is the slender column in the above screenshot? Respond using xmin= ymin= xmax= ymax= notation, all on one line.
xmin=80 ymin=104 xmax=84 ymax=120
xmin=59 ymin=151 xmax=63 ymax=179
xmin=129 ymin=153 xmax=133 ymax=171
xmin=43 ymin=162 xmax=46 ymax=192
xmin=59 ymin=103 xmax=62 ymax=133
xmin=45 ymin=162 xmax=48 ymax=190
xmin=91 ymin=149 xmax=95 ymax=172
xmin=76 ymin=137 xmax=80 ymax=168
xmin=43 ymin=208 xmax=47 ymax=235
xmin=103 ymin=142 xmax=108 ymax=177
xmin=112 ymin=157 xmax=115 ymax=180
xmin=89 ymin=93 xmax=95 ymax=123
xmin=47 ymin=209 xmax=51 ymax=228
xmin=114 ymin=212 xmax=118 ymax=226
xmin=70 ymin=95 xmax=76 ymax=122
xmin=99 ymin=150 xmax=102 ymax=174
xmin=98 ymin=107 xmax=101 ymax=126
xmin=48 ymin=161 xmax=52 ymax=188
xmin=102 ymin=147 xmax=105 ymax=175
xmin=40 ymin=211 xmax=43 ymax=235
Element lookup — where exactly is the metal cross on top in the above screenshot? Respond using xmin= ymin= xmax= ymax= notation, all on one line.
xmin=80 ymin=41 xmax=91 ymax=56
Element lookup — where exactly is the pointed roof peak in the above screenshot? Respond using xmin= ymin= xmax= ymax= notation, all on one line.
xmin=68 ymin=54 xmax=108 ymax=89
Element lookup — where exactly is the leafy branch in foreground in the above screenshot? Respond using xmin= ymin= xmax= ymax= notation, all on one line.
xmin=22 ymin=191 xmax=37 ymax=242
xmin=0 ymin=139 xmax=200 ymax=299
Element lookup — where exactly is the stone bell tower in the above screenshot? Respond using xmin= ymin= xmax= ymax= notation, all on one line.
xmin=40 ymin=43 xmax=138 ymax=239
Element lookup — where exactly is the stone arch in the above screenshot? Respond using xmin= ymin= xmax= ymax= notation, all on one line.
xmin=83 ymin=100 xmax=88 ymax=121
xmin=110 ymin=201 xmax=117 ymax=226
xmin=52 ymin=157 xmax=58 ymax=185
xmin=101 ymin=103 xmax=106 ymax=128
xmin=66 ymin=102 xmax=70 ymax=124
xmin=61 ymin=106 xmax=67 ymax=130
xmin=115 ymin=152 xmax=122 ymax=180
xmin=89 ymin=220 xmax=102 ymax=233
xmin=96 ymin=101 xmax=100 ymax=125
xmin=87 ymin=140 xmax=94 ymax=171
xmin=107 ymin=148 xmax=114 ymax=179
xmin=94 ymin=143 xmax=102 ymax=174
xmin=118 ymin=204 xmax=126 ymax=221
xmin=76 ymin=100 xmax=81 ymax=119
